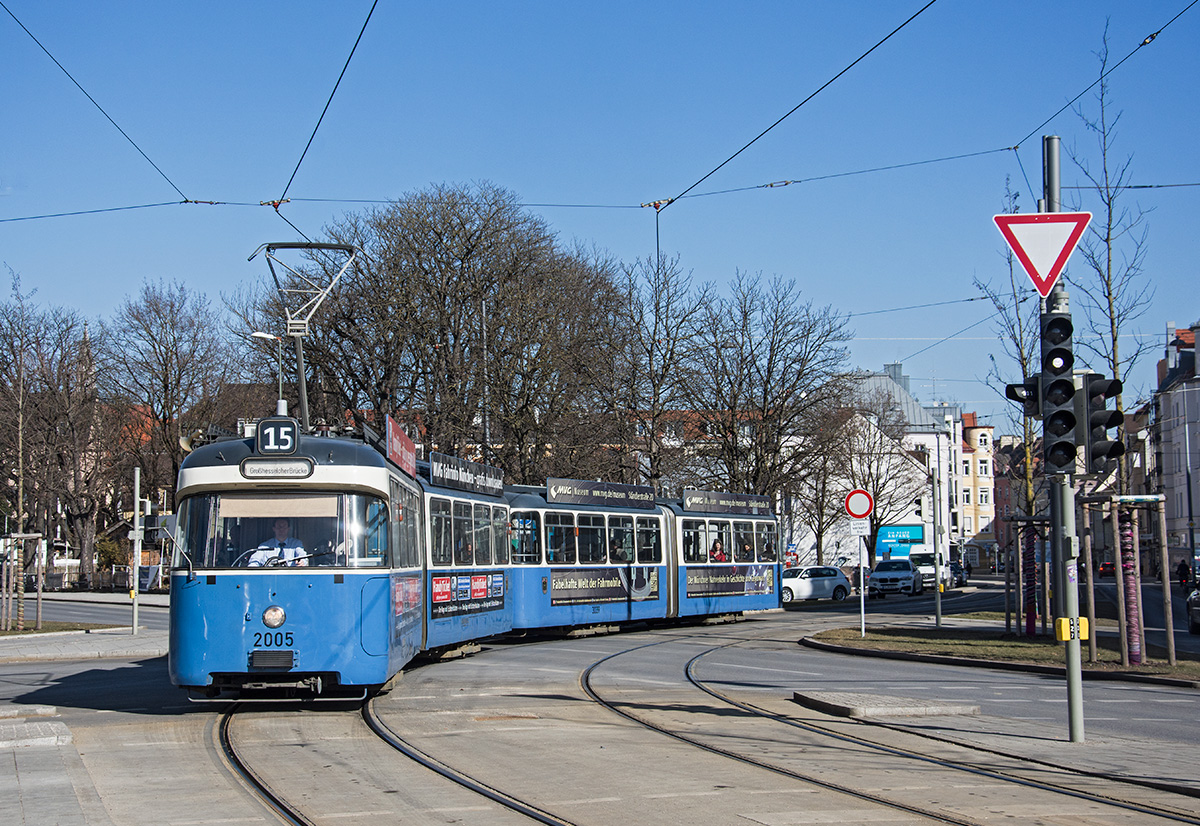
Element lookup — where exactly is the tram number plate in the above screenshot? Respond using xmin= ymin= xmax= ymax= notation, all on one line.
xmin=256 ymin=417 xmax=299 ymax=455
xmin=253 ymin=631 xmax=294 ymax=647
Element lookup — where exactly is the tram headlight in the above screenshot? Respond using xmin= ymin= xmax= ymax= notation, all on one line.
xmin=262 ymin=604 xmax=286 ymax=628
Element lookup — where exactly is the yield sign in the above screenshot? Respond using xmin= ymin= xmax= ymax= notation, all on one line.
xmin=993 ymin=212 xmax=1091 ymax=298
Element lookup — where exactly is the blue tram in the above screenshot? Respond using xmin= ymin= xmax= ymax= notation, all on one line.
xmin=506 ymin=479 xmax=669 ymax=630
xmin=666 ymin=489 xmax=780 ymax=617
xmin=417 ymin=452 xmax=513 ymax=651
xmin=505 ymin=480 xmax=780 ymax=631
xmin=168 ymin=410 xmax=780 ymax=700
xmin=168 ymin=411 xmax=426 ymax=701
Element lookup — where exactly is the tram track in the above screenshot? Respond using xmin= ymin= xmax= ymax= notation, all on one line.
xmin=361 ymin=695 xmax=582 ymax=826
xmin=685 ymin=639 xmax=1200 ymax=823
xmin=210 ymin=612 xmax=1199 ymax=825
xmin=216 ymin=694 xmax=576 ymax=825
xmin=578 ymin=626 xmax=1200 ymax=825
xmin=580 ymin=636 xmax=982 ymax=826
xmin=214 ymin=704 xmax=314 ymax=826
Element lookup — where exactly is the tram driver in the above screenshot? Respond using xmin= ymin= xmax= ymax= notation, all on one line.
xmin=248 ymin=518 xmax=308 ymax=567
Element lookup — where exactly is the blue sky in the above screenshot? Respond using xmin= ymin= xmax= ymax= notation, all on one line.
xmin=3 ymin=1 xmax=1197 ymax=434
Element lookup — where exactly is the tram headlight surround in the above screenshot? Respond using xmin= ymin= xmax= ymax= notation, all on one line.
xmin=262 ymin=604 xmax=286 ymax=628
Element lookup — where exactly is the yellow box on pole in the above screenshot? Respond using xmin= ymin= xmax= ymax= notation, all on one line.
xmin=1055 ymin=617 xmax=1089 ymax=641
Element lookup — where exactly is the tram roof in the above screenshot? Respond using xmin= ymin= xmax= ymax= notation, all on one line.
xmin=180 ymin=433 xmax=387 ymax=471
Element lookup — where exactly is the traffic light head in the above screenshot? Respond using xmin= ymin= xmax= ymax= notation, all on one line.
xmin=1005 ymin=374 xmax=1042 ymax=419
xmin=1076 ymin=373 xmax=1125 ymax=475
xmin=1040 ymin=312 xmax=1076 ymax=472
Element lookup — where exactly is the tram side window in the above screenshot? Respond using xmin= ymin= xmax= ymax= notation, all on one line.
xmin=682 ymin=520 xmax=706 ymax=563
xmin=545 ymin=513 xmax=576 ymax=564
xmin=177 ymin=495 xmax=218 ymax=567
xmin=709 ymin=520 xmax=732 ymax=563
xmin=492 ymin=506 xmax=509 ymax=565
xmin=349 ymin=496 xmax=390 ymax=567
xmin=404 ymin=487 xmax=422 ymax=567
xmin=430 ymin=498 xmax=453 ymax=566
xmin=453 ymin=501 xmax=473 ymax=565
xmin=607 ymin=515 xmax=633 ymax=563
xmin=733 ymin=522 xmax=755 ymax=563
xmin=510 ymin=511 xmax=541 ymax=564
xmin=636 ymin=517 xmax=662 ymax=564
xmin=474 ymin=503 xmax=492 ymax=565
xmin=391 ymin=483 xmax=421 ymax=568
xmin=756 ymin=522 xmax=777 ymax=562
xmin=577 ymin=514 xmax=605 ymax=564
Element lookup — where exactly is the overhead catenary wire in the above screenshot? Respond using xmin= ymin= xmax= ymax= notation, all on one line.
xmin=277 ymin=0 xmax=380 ymax=204
xmin=655 ymin=0 xmax=940 ymax=215
xmin=1 ymin=0 xmax=188 ymax=202
xmin=2 ymin=2 xmax=1195 ymax=227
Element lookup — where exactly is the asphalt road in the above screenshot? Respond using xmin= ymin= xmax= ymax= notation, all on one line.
xmin=23 ymin=600 xmax=170 ymax=631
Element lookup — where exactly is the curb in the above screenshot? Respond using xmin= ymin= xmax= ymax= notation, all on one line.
xmin=799 ymin=636 xmax=1200 ymax=689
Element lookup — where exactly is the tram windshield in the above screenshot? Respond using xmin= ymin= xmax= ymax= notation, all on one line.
xmin=174 ymin=492 xmax=390 ymax=569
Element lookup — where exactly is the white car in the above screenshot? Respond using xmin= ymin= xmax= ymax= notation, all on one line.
xmin=781 ymin=566 xmax=852 ymax=604
xmin=867 ymin=558 xmax=923 ymax=598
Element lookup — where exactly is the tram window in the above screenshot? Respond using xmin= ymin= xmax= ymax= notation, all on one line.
xmin=636 ymin=517 xmax=662 ymax=564
xmin=510 ymin=511 xmax=541 ymax=564
xmin=347 ymin=495 xmax=390 ymax=567
xmin=430 ymin=498 xmax=453 ymax=566
xmin=453 ymin=501 xmax=473 ymax=565
xmin=176 ymin=492 xmax=398 ymax=569
xmin=682 ymin=520 xmax=706 ymax=563
xmin=756 ymin=522 xmax=777 ymax=562
xmin=396 ymin=484 xmax=418 ymax=567
xmin=577 ymin=514 xmax=605 ymax=564
xmin=608 ymin=516 xmax=633 ymax=563
xmin=709 ymin=521 xmax=732 ymax=563
xmin=474 ymin=503 xmax=492 ymax=565
xmin=492 ymin=507 xmax=509 ymax=565
xmin=733 ymin=522 xmax=755 ymax=563
xmin=404 ymin=488 xmax=422 ymax=567
xmin=545 ymin=513 xmax=576 ymax=564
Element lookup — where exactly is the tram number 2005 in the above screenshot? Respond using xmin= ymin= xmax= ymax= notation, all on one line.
xmin=253 ymin=631 xmax=294 ymax=647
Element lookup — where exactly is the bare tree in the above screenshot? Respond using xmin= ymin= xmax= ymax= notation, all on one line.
xmin=0 ymin=279 xmax=115 ymax=587
xmin=608 ymin=254 xmax=711 ymax=490
xmin=839 ymin=385 xmax=928 ymax=567
xmin=231 ymin=183 xmax=625 ymax=483
xmin=101 ymin=279 xmax=232 ymax=509
xmin=787 ymin=396 xmax=854 ymax=564
xmin=680 ymin=272 xmax=852 ymax=502
xmin=1066 ymin=31 xmax=1155 ymax=493
xmin=30 ymin=312 xmax=113 ymax=588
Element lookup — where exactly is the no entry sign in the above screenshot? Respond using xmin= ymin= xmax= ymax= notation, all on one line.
xmin=844 ymin=489 xmax=874 ymax=519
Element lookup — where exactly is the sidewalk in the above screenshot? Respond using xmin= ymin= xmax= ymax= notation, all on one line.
xmin=0 ymin=591 xmax=169 ymax=664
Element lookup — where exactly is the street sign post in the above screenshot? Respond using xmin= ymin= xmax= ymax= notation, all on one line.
xmin=844 ymin=489 xmax=874 ymax=638
xmin=993 ymin=212 xmax=1091 ymax=297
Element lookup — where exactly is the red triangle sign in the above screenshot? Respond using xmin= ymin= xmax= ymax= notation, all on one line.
xmin=993 ymin=212 xmax=1091 ymax=298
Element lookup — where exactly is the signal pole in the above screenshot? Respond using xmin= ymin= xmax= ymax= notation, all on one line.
xmin=1044 ymin=135 xmax=1084 ymax=743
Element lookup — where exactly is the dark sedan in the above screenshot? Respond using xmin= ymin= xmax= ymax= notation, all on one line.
xmin=949 ymin=561 xmax=967 ymax=587
xmin=1188 ymin=589 xmax=1200 ymax=635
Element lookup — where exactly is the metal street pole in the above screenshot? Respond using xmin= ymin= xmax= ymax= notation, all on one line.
xmin=932 ymin=472 xmax=942 ymax=627
xmin=1059 ymin=478 xmax=1084 ymax=742
xmin=131 ymin=467 xmax=141 ymax=635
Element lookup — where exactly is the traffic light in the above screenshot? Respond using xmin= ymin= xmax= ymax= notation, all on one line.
xmin=1040 ymin=311 xmax=1076 ymax=471
xmin=1075 ymin=373 xmax=1125 ymax=475
xmin=1005 ymin=374 xmax=1042 ymax=419
xmin=914 ymin=497 xmax=923 ymax=517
